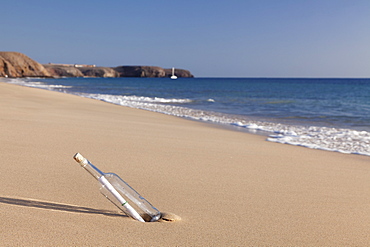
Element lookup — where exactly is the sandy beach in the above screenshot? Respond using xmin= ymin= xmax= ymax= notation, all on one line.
xmin=1 ymin=81 xmax=370 ymax=246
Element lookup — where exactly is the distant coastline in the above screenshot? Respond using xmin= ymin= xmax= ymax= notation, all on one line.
xmin=0 ymin=51 xmax=194 ymax=78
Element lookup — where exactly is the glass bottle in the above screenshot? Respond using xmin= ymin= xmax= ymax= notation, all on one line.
xmin=73 ymin=153 xmax=161 ymax=222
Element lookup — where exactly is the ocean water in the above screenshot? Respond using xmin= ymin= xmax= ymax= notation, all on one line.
xmin=5 ymin=77 xmax=370 ymax=156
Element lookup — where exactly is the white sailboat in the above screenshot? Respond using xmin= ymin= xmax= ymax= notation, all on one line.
xmin=171 ymin=67 xmax=177 ymax=80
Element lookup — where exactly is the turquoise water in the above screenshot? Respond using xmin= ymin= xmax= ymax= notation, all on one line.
xmin=6 ymin=77 xmax=370 ymax=156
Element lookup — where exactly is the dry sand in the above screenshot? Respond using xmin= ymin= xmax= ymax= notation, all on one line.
xmin=1 ymin=82 xmax=370 ymax=246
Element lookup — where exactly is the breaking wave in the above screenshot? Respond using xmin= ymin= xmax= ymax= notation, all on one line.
xmin=81 ymin=93 xmax=370 ymax=156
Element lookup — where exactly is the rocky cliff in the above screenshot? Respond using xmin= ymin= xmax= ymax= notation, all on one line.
xmin=114 ymin=66 xmax=166 ymax=77
xmin=114 ymin=66 xmax=193 ymax=78
xmin=0 ymin=51 xmax=194 ymax=78
xmin=44 ymin=65 xmax=121 ymax=78
xmin=0 ymin=52 xmax=50 ymax=77
xmin=78 ymin=67 xmax=120 ymax=78
xmin=164 ymin=68 xmax=193 ymax=78
xmin=44 ymin=65 xmax=194 ymax=78
xmin=43 ymin=64 xmax=84 ymax=77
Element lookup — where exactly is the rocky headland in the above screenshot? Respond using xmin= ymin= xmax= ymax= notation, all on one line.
xmin=0 ymin=51 xmax=194 ymax=78
xmin=0 ymin=52 xmax=51 ymax=78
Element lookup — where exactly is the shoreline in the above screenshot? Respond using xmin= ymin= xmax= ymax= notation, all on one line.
xmin=1 ymin=81 xmax=370 ymax=246
xmin=4 ymin=77 xmax=370 ymax=156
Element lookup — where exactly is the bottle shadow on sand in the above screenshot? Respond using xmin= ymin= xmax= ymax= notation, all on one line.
xmin=0 ymin=196 xmax=128 ymax=218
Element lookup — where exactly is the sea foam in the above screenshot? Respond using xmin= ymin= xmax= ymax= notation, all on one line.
xmin=4 ymin=78 xmax=72 ymax=89
xmin=81 ymin=93 xmax=370 ymax=156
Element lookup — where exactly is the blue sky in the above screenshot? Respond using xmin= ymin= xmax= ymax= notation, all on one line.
xmin=1 ymin=0 xmax=370 ymax=77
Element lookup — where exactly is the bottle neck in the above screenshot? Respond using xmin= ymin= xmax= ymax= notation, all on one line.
xmin=83 ymin=160 xmax=105 ymax=179
xmin=74 ymin=153 xmax=104 ymax=179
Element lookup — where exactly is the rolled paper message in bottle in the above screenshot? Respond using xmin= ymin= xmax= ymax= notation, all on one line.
xmin=73 ymin=153 xmax=161 ymax=222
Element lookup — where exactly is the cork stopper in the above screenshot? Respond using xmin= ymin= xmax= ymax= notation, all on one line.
xmin=73 ymin=153 xmax=85 ymax=163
